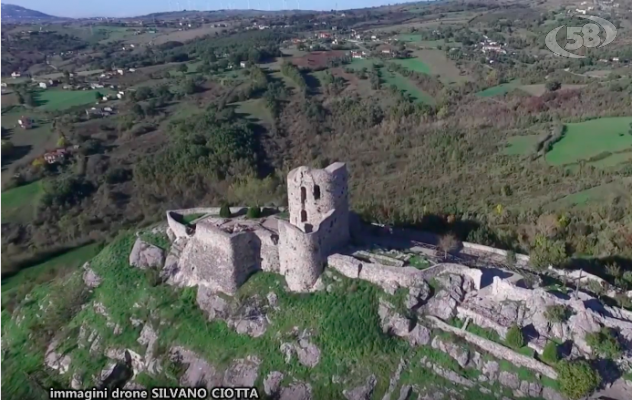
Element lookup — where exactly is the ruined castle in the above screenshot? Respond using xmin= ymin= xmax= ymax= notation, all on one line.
xmin=166 ymin=162 xmax=351 ymax=294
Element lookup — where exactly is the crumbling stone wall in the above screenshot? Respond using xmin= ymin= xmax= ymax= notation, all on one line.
xmin=327 ymin=254 xmax=426 ymax=292
xmin=426 ymin=316 xmax=559 ymax=380
xmin=176 ymin=221 xmax=263 ymax=295
xmin=420 ymin=263 xmax=483 ymax=290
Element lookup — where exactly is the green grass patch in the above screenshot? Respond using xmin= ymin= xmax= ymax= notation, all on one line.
xmin=391 ymin=58 xmax=431 ymax=74
xmin=408 ymin=255 xmax=431 ymax=270
xmin=181 ymin=213 xmax=206 ymax=225
xmin=587 ymin=151 xmax=632 ymax=168
xmin=233 ymin=99 xmax=274 ymax=126
xmin=546 ymin=181 xmax=630 ymax=209
xmin=476 ymin=80 xmax=521 ymax=97
xmin=34 ymin=89 xmax=114 ymax=111
xmin=382 ymin=71 xmax=435 ymax=105
xmin=545 ymin=117 xmax=632 ymax=166
xmin=1 ymin=180 xmax=43 ymax=223
xmin=2 ymin=243 xmax=103 ymax=296
xmin=348 ymin=58 xmax=378 ymax=71
xmin=466 ymin=323 xmax=502 ymax=343
xmin=503 ymin=135 xmax=541 ymax=156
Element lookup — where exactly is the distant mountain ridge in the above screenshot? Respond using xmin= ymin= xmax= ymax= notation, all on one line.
xmin=1 ymin=3 xmax=67 ymax=22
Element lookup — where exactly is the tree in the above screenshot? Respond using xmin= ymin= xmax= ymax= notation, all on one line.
xmin=545 ymin=80 xmax=562 ymax=92
xmin=557 ymin=360 xmax=601 ymax=400
xmin=131 ymin=104 xmax=145 ymax=118
xmin=545 ymin=305 xmax=571 ymax=323
xmin=144 ymin=99 xmax=158 ymax=116
xmin=57 ymin=136 xmax=67 ymax=148
xmin=1 ymin=140 xmax=14 ymax=156
xmin=505 ymin=324 xmax=525 ymax=349
xmin=181 ymin=78 xmax=198 ymax=95
xmin=95 ymin=91 xmax=103 ymax=100
xmin=586 ymin=327 xmax=622 ymax=358
xmin=177 ymin=63 xmax=189 ymax=74
xmin=438 ymin=233 xmax=458 ymax=259
xmin=530 ymin=235 xmax=568 ymax=270
xmin=63 ymin=70 xmax=71 ymax=84
xmin=541 ymin=341 xmax=559 ymax=365
xmin=219 ymin=204 xmax=232 ymax=218
xmin=246 ymin=206 xmax=262 ymax=219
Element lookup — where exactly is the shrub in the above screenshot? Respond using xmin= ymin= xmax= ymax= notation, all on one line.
xmin=557 ymin=360 xmax=601 ymax=400
xmin=541 ymin=341 xmax=559 ymax=365
xmin=505 ymin=324 xmax=525 ymax=349
xmin=219 ymin=204 xmax=232 ymax=218
xmin=246 ymin=206 xmax=261 ymax=219
xmin=586 ymin=327 xmax=622 ymax=358
xmin=545 ymin=305 xmax=571 ymax=323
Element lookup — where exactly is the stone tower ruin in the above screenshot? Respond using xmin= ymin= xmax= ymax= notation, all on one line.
xmin=277 ymin=162 xmax=350 ymax=292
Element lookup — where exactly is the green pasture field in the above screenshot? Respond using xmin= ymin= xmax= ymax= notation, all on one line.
xmin=1 ymin=180 xmax=43 ymax=223
xmin=382 ymin=71 xmax=435 ymax=105
xmin=545 ymin=117 xmax=632 ymax=165
xmin=34 ymin=89 xmax=114 ymax=111
xmin=391 ymin=58 xmax=431 ymax=74
xmin=476 ymin=81 xmax=522 ymax=97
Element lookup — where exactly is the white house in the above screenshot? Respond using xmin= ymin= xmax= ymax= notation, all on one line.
xmin=240 ymin=61 xmax=247 ymax=68
xmin=11 ymin=72 xmax=21 ymax=78
xmin=576 ymin=8 xmax=587 ymax=14
xmin=351 ymin=51 xmax=363 ymax=59
xmin=612 ymin=57 xmax=620 ymax=62
xmin=129 ymin=68 xmax=136 ymax=72
xmin=39 ymin=82 xmax=47 ymax=89
xmin=117 ymin=69 xmax=125 ymax=75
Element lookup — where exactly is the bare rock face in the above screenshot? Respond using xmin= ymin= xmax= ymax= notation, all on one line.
xmin=223 ymin=356 xmax=261 ymax=387
xmin=519 ymin=380 xmax=542 ymax=398
xmin=170 ymin=347 xmax=220 ymax=390
xmin=227 ymin=297 xmax=269 ymax=338
xmin=279 ymin=381 xmax=313 ymax=400
xmin=196 ymin=287 xmax=230 ymax=320
xmin=45 ymin=338 xmax=72 ymax=374
xmin=82 ymin=262 xmax=102 ymax=288
xmin=423 ymin=289 xmax=459 ymax=321
xmin=343 ymin=374 xmax=377 ymax=400
xmin=378 ymin=299 xmax=430 ymax=346
xmin=129 ymin=238 xmax=165 ymax=269
xmin=264 ymin=371 xmax=284 ymax=396
xmin=498 ymin=371 xmax=520 ymax=390
xmin=295 ymin=338 xmax=321 ymax=368
xmin=406 ymin=282 xmax=431 ymax=310
xmin=431 ymin=336 xmax=470 ymax=368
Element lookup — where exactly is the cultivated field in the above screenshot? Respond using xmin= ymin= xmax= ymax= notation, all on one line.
xmin=391 ymin=58 xmax=431 ymax=74
xmin=148 ymin=24 xmax=231 ymax=45
xmin=1 ymin=110 xmax=55 ymax=181
xmin=382 ymin=70 xmax=435 ymax=105
xmin=545 ymin=117 xmax=632 ymax=166
xmin=291 ymin=51 xmax=347 ymax=69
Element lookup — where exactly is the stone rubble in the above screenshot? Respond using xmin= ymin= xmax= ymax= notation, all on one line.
xmin=129 ymin=238 xmax=165 ymax=269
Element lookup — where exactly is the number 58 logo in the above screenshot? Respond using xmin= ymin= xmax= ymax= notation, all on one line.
xmin=545 ymin=16 xmax=617 ymax=58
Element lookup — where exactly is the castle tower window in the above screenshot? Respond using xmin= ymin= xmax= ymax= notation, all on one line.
xmin=301 ymin=187 xmax=306 ymax=203
xmin=301 ymin=210 xmax=307 ymax=222
xmin=313 ymin=185 xmax=321 ymax=200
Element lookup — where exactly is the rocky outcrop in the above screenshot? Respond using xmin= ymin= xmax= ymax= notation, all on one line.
xmin=82 ymin=262 xmax=102 ymax=288
xmin=223 ymin=356 xmax=261 ymax=387
xmin=264 ymin=371 xmax=284 ymax=396
xmin=226 ymin=297 xmax=269 ymax=337
xmin=129 ymin=238 xmax=165 ymax=269
xmin=343 ymin=374 xmax=377 ymax=400
xmin=423 ymin=274 xmax=467 ymax=321
xmin=45 ymin=338 xmax=71 ymax=374
xmin=379 ymin=299 xmax=430 ymax=346
xmin=426 ymin=315 xmax=558 ymax=380
xmin=431 ymin=336 xmax=470 ymax=369
xmin=170 ymin=347 xmax=219 ymax=389
xmin=279 ymin=381 xmax=313 ymax=400
xmin=137 ymin=324 xmax=160 ymax=374
xmin=196 ymin=288 xmax=230 ymax=320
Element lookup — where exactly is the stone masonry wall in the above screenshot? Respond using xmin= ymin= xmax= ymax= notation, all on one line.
xmin=419 ymin=263 xmax=483 ymax=290
xmin=278 ymin=219 xmax=323 ymax=292
xmin=327 ymin=254 xmax=426 ymax=292
xmin=254 ymin=228 xmax=280 ymax=273
xmin=426 ymin=316 xmax=559 ymax=380
xmin=176 ymin=221 xmax=261 ymax=295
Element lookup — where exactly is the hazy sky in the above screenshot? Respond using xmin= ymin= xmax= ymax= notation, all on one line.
xmin=6 ymin=0 xmax=410 ymax=18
